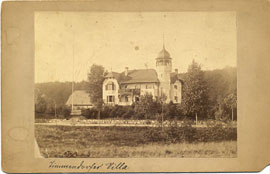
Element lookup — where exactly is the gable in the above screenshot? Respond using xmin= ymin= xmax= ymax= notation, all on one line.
xmin=66 ymin=90 xmax=92 ymax=105
xmin=170 ymin=72 xmax=184 ymax=84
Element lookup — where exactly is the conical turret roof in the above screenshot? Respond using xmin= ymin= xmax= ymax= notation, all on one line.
xmin=156 ymin=45 xmax=171 ymax=59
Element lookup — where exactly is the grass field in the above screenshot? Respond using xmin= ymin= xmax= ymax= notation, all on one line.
xmin=35 ymin=125 xmax=237 ymax=158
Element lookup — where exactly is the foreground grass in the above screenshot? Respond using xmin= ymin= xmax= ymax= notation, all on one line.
xmin=35 ymin=125 xmax=237 ymax=158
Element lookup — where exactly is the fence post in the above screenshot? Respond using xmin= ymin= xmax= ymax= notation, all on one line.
xmin=196 ymin=113 xmax=198 ymax=126
xmin=161 ymin=102 xmax=164 ymax=131
xmin=232 ymin=106 xmax=234 ymax=121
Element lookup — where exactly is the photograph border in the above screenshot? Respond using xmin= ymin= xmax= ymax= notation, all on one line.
xmin=2 ymin=0 xmax=270 ymax=172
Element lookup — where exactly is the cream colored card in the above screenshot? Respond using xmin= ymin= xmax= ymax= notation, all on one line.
xmin=1 ymin=0 xmax=270 ymax=173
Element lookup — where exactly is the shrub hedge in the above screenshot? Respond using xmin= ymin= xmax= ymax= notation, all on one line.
xmin=81 ymin=104 xmax=185 ymax=120
xmin=143 ymin=122 xmax=236 ymax=144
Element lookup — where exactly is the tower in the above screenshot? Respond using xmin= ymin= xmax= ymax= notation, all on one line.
xmin=156 ymin=43 xmax=172 ymax=102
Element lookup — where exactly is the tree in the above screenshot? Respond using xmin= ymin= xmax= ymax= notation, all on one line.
xmin=155 ymin=92 xmax=167 ymax=129
xmin=87 ymin=64 xmax=105 ymax=119
xmin=224 ymin=93 xmax=237 ymax=121
xmin=182 ymin=60 xmax=208 ymax=121
xmin=203 ymin=67 xmax=237 ymax=119
xmin=35 ymin=81 xmax=90 ymax=106
xmin=35 ymin=93 xmax=47 ymax=114
xmin=164 ymin=101 xmax=177 ymax=120
xmin=135 ymin=93 xmax=157 ymax=119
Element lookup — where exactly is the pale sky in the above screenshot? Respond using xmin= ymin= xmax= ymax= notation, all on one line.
xmin=35 ymin=12 xmax=236 ymax=83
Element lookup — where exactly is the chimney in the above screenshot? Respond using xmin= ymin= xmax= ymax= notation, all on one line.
xmin=125 ymin=67 xmax=129 ymax=76
xmin=175 ymin=68 xmax=178 ymax=74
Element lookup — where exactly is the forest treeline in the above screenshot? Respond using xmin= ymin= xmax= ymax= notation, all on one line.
xmin=35 ymin=65 xmax=236 ymax=121
xmin=35 ymin=81 xmax=89 ymax=105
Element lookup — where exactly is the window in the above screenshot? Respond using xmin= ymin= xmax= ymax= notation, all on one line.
xmin=135 ymin=96 xmax=140 ymax=102
xmin=174 ymin=85 xmax=177 ymax=89
xmin=165 ymin=60 xmax=170 ymax=65
xmin=106 ymin=81 xmax=115 ymax=90
xmin=175 ymin=96 xmax=178 ymax=102
xmin=157 ymin=61 xmax=163 ymax=66
xmin=107 ymin=96 xmax=115 ymax=102
xmin=125 ymin=96 xmax=129 ymax=102
xmin=146 ymin=84 xmax=152 ymax=89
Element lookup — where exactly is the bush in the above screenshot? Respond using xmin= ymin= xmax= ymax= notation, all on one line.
xmin=61 ymin=106 xmax=71 ymax=118
xmin=109 ymin=106 xmax=121 ymax=118
xmin=143 ymin=121 xmax=236 ymax=144
xmin=81 ymin=108 xmax=98 ymax=119
xmin=133 ymin=112 xmax=145 ymax=120
xmin=122 ymin=107 xmax=135 ymax=119
xmin=35 ymin=104 xmax=71 ymax=119
xmin=101 ymin=106 xmax=112 ymax=119
xmin=81 ymin=105 xmax=137 ymax=119
xmin=164 ymin=101 xmax=177 ymax=119
xmin=45 ymin=103 xmax=55 ymax=114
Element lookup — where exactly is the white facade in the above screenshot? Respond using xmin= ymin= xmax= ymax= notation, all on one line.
xmin=170 ymin=80 xmax=182 ymax=103
xmin=102 ymin=78 xmax=120 ymax=105
xmin=156 ymin=46 xmax=173 ymax=103
xmin=102 ymin=46 xmax=183 ymax=105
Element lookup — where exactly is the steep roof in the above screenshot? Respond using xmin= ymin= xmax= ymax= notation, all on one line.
xmin=104 ymin=69 xmax=184 ymax=85
xmin=105 ymin=69 xmax=159 ymax=84
xmin=104 ymin=71 xmax=121 ymax=81
xmin=120 ymin=69 xmax=159 ymax=84
xmin=170 ymin=72 xmax=184 ymax=84
xmin=66 ymin=90 xmax=92 ymax=106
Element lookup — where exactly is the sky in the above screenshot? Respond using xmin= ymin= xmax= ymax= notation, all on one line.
xmin=35 ymin=12 xmax=236 ymax=83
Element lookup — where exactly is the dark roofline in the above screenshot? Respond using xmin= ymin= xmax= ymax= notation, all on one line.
xmin=156 ymin=57 xmax=172 ymax=60
xmin=120 ymin=81 xmax=160 ymax=85
xmin=174 ymin=79 xmax=184 ymax=84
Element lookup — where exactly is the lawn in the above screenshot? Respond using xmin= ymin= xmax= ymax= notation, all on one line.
xmin=35 ymin=125 xmax=237 ymax=158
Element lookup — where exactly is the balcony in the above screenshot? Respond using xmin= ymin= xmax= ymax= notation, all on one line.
xmin=118 ymin=88 xmax=140 ymax=96
xmin=140 ymin=89 xmax=158 ymax=96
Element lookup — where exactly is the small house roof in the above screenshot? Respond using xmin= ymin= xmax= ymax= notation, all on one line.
xmin=104 ymin=72 xmax=121 ymax=81
xmin=66 ymin=90 xmax=92 ymax=106
xmin=104 ymin=69 xmax=159 ymax=84
xmin=170 ymin=72 xmax=184 ymax=84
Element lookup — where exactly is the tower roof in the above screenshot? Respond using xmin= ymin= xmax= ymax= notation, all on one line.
xmin=156 ymin=46 xmax=171 ymax=60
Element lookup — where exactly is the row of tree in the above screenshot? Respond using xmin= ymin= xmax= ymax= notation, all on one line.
xmin=181 ymin=60 xmax=237 ymax=121
xmin=34 ymin=81 xmax=88 ymax=118
xmin=87 ymin=61 xmax=237 ymax=121
xmin=35 ymin=60 xmax=237 ymax=121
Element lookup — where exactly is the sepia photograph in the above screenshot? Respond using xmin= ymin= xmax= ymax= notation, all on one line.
xmin=34 ymin=12 xmax=237 ymax=158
